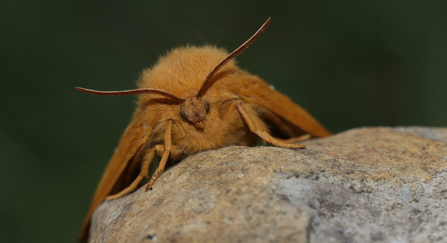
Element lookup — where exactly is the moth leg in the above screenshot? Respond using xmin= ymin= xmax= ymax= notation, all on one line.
xmin=146 ymin=119 xmax=173 ymax=190
xmin=106 ymin=147 xmax=156 ymax=200
xmin=236 ymin=103 xmax=305 ymax=149
xmin=258 ymin=133 xmax=311 ymax=144
xmin=219 ymin=101 xmax=238 ymax=120
xmin=281 ymin=134 xmax=311 ymax=143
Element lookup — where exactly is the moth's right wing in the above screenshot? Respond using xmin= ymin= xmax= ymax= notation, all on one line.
xmin=78 ymin=117 xmax=151 ymax=242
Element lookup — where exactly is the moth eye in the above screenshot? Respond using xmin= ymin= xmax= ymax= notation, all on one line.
xmin=180 ymin=109 xmax=188 ymax=120
xmin=204 ymin=100 xmax=210 ymax=113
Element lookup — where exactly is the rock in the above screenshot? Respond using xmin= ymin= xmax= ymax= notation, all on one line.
xmin=89 ymin=127 xmax=447 ymax=243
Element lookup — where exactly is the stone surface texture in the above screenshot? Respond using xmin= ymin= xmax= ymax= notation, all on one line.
xmin=90 ymin=127 xmax=447 ymax=243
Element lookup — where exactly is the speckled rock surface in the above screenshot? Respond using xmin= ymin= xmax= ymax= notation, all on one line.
xmin=90 ymin=127 xmax=447 ymax=243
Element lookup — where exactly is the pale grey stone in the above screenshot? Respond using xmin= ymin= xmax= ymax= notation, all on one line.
xmin=90 ymin=127 xmax=447 ymax=243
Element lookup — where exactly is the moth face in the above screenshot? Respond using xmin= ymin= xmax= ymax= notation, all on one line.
xmin=179 ymin=97 xmax=210 ymax=124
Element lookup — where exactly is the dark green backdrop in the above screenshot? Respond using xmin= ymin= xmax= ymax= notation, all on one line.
xmin=1 ymin=1 xmax=446 ymax=242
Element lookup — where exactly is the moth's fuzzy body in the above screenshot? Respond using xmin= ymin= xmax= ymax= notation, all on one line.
xmin=137 ymin=46 xmax=256 ymax=159
xmin=77 ymin=19 xmax=331 ymax=242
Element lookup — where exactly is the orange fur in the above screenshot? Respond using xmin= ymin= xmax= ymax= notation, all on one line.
xmin=77 ymin=18 xmax=331 ymax=242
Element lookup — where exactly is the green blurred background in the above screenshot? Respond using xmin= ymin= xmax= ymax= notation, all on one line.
xmin=1 ymin=1 xmax=446 ymax=242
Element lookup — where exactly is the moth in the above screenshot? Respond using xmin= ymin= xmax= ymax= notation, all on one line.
xmin=77 ymin=18 xmax=331 ymax=242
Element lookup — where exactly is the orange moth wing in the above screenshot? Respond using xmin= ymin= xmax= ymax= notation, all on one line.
xmin=234 ymin=75 xmax=331 ymax=138
xmin=78 ymin=118 xmax=151 ymax=242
